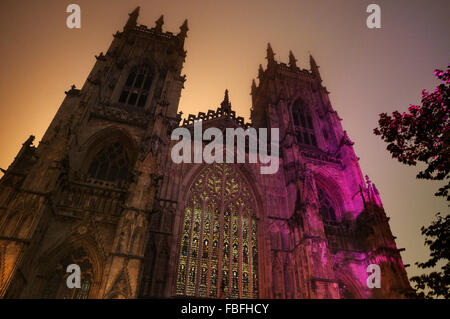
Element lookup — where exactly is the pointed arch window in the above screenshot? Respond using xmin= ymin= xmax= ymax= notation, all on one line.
xmin=292 ymin=100 xmax=317 ymax=146
xmin=318 ymin=188 xmax=336 ymax=223
xmin=87 ymin=141 xmax=130 ymax=183
xmin=74 ymin=278 xmax=92 ymax=299
xmin=176 ymin=164 xmax=259 ymax=298
xmin=42 ymin=247 xmax=94 ymax=299
xmin=119 ymin=65 xmax=153 ymax=107
xmin=318 ymin=187 xmax=341 ymax=252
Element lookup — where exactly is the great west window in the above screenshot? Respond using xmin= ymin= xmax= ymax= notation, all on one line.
xmin=176 ymin=164 xmax=259 ymax=298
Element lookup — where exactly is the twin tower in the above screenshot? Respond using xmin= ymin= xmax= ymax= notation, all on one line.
xmin=0 ymin=8 xmax=411 ymax=298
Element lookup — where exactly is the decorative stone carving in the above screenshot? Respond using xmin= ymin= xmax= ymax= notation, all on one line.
xmin=139 ymin=135 xmax=165 ymax=161
xmin=106 ymin=266 xmax=132 ymax=299
xmin=117 ymin=210 xmax=148 ymax=256
xmin=1 ymin=7 xmax=412 ymax=300
xmin=91 ymin=106 xmax=149 ymax=127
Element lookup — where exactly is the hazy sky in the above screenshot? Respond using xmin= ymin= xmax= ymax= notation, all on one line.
xmin=0 ymin=0 xmax=449 ymax=282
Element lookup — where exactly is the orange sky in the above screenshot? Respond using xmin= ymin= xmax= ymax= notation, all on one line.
xmin=0 ymin=0 xmax=449 ymax=281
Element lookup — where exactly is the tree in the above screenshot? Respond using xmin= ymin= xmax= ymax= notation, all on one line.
xmin=409 ymin=213 xmax=449 ymax=299
xmin=374 ymin=65 xmax=449 ymax=298
xmin=374 ymin=65 xmax=449 ymax=200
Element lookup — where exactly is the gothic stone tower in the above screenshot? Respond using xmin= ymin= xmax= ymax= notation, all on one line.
xmin=0 ymin=7 xmax=187 ymax=298
xmin=0 ymin=8 xmax=411 ymax=299
xmin=247 ymin=44 xmax=411 ymax=298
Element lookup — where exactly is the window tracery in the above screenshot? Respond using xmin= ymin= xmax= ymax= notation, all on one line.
xmin=318 ymin=188 xmax=336 ymax=223
xmin=87 ymin=141 xmax=130 ymax=182
xmin=176 ymin=164 xmax=259 ymax=298
xmin=42 ymin=247 xmax=94 ymax=299
xmin=118 ymin=65 xmax=153 ymax=107
xmin=292 ymin=100 xmax=317 ymax=146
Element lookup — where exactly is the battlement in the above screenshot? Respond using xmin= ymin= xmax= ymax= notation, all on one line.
xmin=181 ymin=90 xmax=252 ymax=129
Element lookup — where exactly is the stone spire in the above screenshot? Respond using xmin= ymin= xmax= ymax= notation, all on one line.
xmin=266 ymin=43 xmax=276 ymax=66
xmin=310 ymin=54 xmax=321 ymax=81
xmin=289 ymin=50 xmax=297 ymax=68
xmin=154 ymin=15 xmax=164 ymax=33
xmin=124 ymin=6 xmax=140 ymax=31
xmin=258 ymin=64 xmax=264 ymax=79
xmin=178 ymin=19 xmax=189 ymax=40
xmin=251 ymin=79 xmax=257 ymax=95
xmin=220 ymin=89 xmax=232 ymax=112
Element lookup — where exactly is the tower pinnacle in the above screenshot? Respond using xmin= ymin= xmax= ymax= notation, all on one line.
xmin=258 ymin=64 xmax=264 ymax=79
xmin=124 ymin=6 xmax=140 ymax=31
xmin=154 ymin=15 xmax=164 ymax=32
xmin=220 ymin=89 xmax=232 ymax=112
xmin=289 ymin=50 xmax=297 ymax=68
xmin=178 ymin=19 xmax=189 ymax=40
xmin=266 ymin=43 xmax=276 ymax=66
xmin=310 ymin=54 xmax=321 ymax=81
xmin=251 ymin=79 xmax=257 ymax=95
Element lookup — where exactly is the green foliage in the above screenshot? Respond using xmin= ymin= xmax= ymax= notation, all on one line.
xmin=374 ymin=65 xmax=450 ymax=299
xmin=374 ymin=65 xmax=449 ymax=200
xmin=410 ymin=213 xmax=449 ymax=299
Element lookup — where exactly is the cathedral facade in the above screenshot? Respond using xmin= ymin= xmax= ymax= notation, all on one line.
xmin=0 ymin=8 xmax=411 ymax=299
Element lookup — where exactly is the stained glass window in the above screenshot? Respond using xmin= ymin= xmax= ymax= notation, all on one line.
xmin=176 ymin=164 xmax=259 ymax=298
xmin=74 ymin=277 xmax=92 ymax=299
